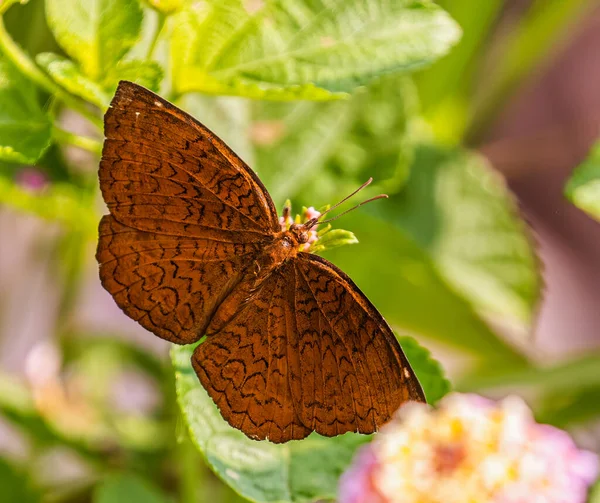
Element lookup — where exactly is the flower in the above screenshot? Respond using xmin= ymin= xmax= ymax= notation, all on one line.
xmin=301 ymin=206 xmax=321 ymax=250
xmin=304 ymin=206 xmax=321 ymax=221
xmin=339 ymin=393 xmax=599 ymax=503
xmin=15 ymin=168 xmax=48 ymax=191
xmin=278 ymin=213 xmax=294 ymax=231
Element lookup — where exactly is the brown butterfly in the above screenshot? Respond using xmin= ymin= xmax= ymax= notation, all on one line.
xmin=96 ymin=81 xmax=425 ymax=443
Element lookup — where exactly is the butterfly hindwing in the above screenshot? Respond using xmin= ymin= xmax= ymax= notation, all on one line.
xmin=192 ymin=271 xmax=312 ymax=443
xmin=97 ymin=216 xmax=260 ymax=343
xmin=191 ymin=256 xmax=424 ymax=442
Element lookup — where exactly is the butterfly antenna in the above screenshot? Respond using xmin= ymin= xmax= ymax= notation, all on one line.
xmin=301 ymin=178 xmax=387 ymax=229
xmin=318 ymin=178 xmax=374 ymax=218
xmin=317 ymin=194 xmax=388 ymax=225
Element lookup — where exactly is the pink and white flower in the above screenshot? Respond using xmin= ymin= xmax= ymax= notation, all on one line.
xmin=339 ymin=393 xmax=598 ymax=503
xmin=301 ymin=206 xmax=320 ymax=251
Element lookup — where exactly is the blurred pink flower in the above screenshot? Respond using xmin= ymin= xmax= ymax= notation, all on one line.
xmin=338 ymin=393 xmax=599 ymax=503
xmin=304 ymin=206 xmax=321 ymax=221
xmin=278 ymin=213 xmax=294 ymax=231
xmin=301 ymin=207 xmax=321 ymax=251
xmin=16 ymin=168 xmax=48 ymax=191
xmin=339 ymin=448 xmax=386 ymax=503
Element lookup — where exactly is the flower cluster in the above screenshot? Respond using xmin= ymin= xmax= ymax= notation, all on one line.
xmin=339 ymin=393 xmax=598 ymax=503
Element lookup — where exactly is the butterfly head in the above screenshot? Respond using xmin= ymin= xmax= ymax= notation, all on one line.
xmin=278 ymin=179 xmax=387 ymax=254
xmin=288 ymin=222 xmax=313 ymax=244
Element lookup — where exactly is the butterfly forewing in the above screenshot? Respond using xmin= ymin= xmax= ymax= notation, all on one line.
xmin=99 ymin=81 xmax=279 ymax=235
xmin=97 ymin=81 xmax=425 ymax=443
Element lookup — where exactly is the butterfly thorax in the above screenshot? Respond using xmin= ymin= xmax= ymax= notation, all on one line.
xmin=262 ymin=231 xmax=299 ymax=269
xmin=255 ymin=224 xmax=309 ymax=273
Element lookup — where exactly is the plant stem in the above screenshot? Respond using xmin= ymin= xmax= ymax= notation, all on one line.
xmin=465 ymin=0 xmax=594 ymax=144
xmin=146 ymin=12 xmax=166 ymax=60
xmin=457 ymin=352 xmax=600 ymax=393
xmin=0 ymin=15 xmax=103 ymax=129
xmin=0 ymin=0 xmax=22 ymax=16
xmin=177 ymin=426 xmax=200 ymax=503
xmin=52 ymin=126 xmax=103 ymax=155
xmin=418 ymin=0 xmax=504 ymax=112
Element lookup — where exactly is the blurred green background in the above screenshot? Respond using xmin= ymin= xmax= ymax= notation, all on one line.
xmin=1 ymin=0 xmax=600 ymax=501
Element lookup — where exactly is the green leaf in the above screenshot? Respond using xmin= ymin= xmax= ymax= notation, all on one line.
xmin=416 ymin=0 xmax=505 ymax=142
xmin=0 ymin=55 xmax=52 ymax=163
xmin=459 ymin=351 xmax=600 ymax=393
xmin=383 ymin=145 xmax=541 ymax=338
xmin=254 ymin=100 xmax=354 ymax=201
xmin=323 ymin=213 xmax=528 ymax=369
xmin=537 ymin=387 xmax=600 ymax=428
xmin=311 ymin=228 xmax=358 ymax=254
xmin=169 ymin=6 xmax=342 ymax=100
xmin=103 ymin=59 xmax=164 ymax=93
xmin=142 ymin=0 xmax=185 ymax=15
xmin=326 ymin=77 xmax=420 ymax=194
xmin=36 ymin=52 xmax=110 ymax=109
xmin=565 ymin=142 xmax=600 ymax=221
xmin=93 ymin=474 xmax=168 ymax=503
xmin=45 ymin=0 xmax=144 ymax=80
xmin=589 ymin=479 xmax=600 ymax=503
xmin=0 ymin=458 xmax=41 ymax=503
xmin=177 ymin=93 xmax=255 ymax=163
xmin=170 ymin=0 xmax=461 ymax=98
xmin=172 ymin=335 xmax=447 ymax=503
xmin=398 ymin=336 xmax=450 ymax=404
xmin=254 ymin=76 xmax=418 ymax=204
xmin=0 ymin=0 xmax=29 ymax=16
xmin=0 ymin=176 xmax=98 ymax=235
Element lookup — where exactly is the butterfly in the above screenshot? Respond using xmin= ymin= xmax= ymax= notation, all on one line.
xmin=96 ymin=81 xmax=425 ymax=443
